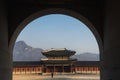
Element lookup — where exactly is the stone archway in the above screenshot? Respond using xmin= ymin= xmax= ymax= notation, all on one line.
xmin=9 ymin=8 xmax=103 ymax=79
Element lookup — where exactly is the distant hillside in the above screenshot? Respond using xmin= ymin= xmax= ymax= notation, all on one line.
xmin=13 ymin=41 xmax=99 ymax=61
xmin=71 ymin=53 xmax=99 ymax=61
xmin=13 ymin=41 xmax=45 ymax=61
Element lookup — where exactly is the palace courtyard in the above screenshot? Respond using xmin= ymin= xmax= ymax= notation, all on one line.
xmin=13 ymin=74 xmax=100 ymax=80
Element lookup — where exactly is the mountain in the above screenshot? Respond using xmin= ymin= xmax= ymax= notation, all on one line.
xmin=13 ymin=41 xmax=45 ymax=61
xmin=71 ymin=53 xmax=99 ymax=61
xmin=13 ymin=41 xmax=99 ymax=61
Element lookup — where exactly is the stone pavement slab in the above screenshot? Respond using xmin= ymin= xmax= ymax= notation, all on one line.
xmin=13 ymin=74 xmax=100 ymax=80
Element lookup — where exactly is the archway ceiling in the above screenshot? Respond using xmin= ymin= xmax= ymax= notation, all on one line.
xmin=8 ymin=0 xmax=104 ymax=42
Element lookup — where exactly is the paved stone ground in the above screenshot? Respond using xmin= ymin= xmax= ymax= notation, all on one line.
xmin=13 ymin=74 xmax=100 ymax=80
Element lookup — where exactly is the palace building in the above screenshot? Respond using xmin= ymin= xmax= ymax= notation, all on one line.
xmin=13 ymin=48 xmax=100 ymax=75
xmin=41 ymin=48 xmax=77 ymax=74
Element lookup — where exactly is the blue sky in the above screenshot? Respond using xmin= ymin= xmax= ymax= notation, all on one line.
xmin=16 ymin=14 xmax=99 ymax=54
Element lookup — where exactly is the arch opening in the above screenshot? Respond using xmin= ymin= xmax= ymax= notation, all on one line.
xmin=9 ymin=8 xmax=103 ymax=80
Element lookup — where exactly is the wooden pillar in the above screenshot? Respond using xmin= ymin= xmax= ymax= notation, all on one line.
xmin=46 ymin=66 xmax=48 ymax=73
xmin=24 ymin=67 xmax=26 ymax=74
xmin=44 ymin=64 xmax=46 ymax=73
xmin=86 ymin=67 xmax=88 ymax=73
xmin=96 ymin=67 xmax=98 ymax=74
xmin=95 ymin=67 xmax=97 ymax=74
xmin=29 ymin=66 xmax=31 ymax=73
xmin=62 ymin=64 xmax=64 ymax=73
xmin=16 ymin=68 xmax=17 ymax=74
xmin=42 ymin=65 xmax=43 ymax=73
xmin=70 ymin=64 xmax=72 ymax=73
xmin=81 ymin=67 xmax=83 ymax=73
xmin=53 ymin=64 xmax=55 ymax=73
xmin=19 ymin=67 xmax=21 ymax=74
xmin=35 ymin=66 xmax=36 ymax=73
xmin=14 ymin=68 xmax=15 ymax=74
xmin=28 ymin=66 xmax=31 ymax=73
xmin=90 ymin=67 xmax=92 ymax=73
xmin=40 ymin=67 xmax=42 ymax=72
xmin=76 ymin=67 xmax=78 ymax=73
xmin=46 ymin=66 xmax=47 ymax=73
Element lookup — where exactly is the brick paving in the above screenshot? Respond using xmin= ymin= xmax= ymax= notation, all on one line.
xmin=13 ymin=74 xmax=100 ymax=80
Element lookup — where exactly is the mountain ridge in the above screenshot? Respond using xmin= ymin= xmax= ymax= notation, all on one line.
xmin=13 ymin=41 xmax=99 ymax=61
xmin=13 ymin=41 xmax=45 ymax=61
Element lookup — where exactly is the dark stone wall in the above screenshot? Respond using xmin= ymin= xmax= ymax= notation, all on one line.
xmin=102 ymin=0 xmax=120 ymax=80
xmin=0 ymin=0 xmax=12 ymax=80
xmin=3 ymin=0 xmax=120 ymax=80
xmin=8 ymin=1 xmax=104 ymax=80
xmin=8 ymin=0 xmax=104 ymax=42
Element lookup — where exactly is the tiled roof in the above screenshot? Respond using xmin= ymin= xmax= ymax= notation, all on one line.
xmin=41 ymin=48 xmax=76 ymax=57
xmin=76 ymin=61 xmax=100 ymax=67
xmin=13 ymin=61 xmax=43 ymax=67
xmin=13 ymin=61 xmax=100 ymax=67
xmin=41 ymin=59 xmax=77 ymax=64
